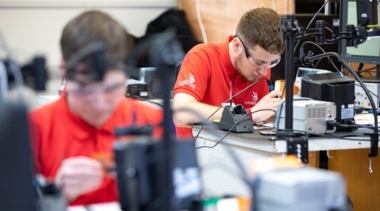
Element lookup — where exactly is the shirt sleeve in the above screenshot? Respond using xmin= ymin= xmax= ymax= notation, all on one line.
xmin=173 ymin=49 xmax=211 ymax=102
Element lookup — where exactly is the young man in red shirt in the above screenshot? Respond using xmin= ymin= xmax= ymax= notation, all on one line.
xmin=173 ymin=8 xmax=284 ymax=138
xmin=30 ymin=11 xmax=162 ymax=205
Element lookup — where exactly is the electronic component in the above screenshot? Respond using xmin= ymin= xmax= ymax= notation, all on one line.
xmin=126 ymin=79 xmax=149 ymax=98
xmin=354 ymin=80 xmax=380 ymax=109
xmin=294 ymin=67 xmax=330 ymax=93
xmin=354 ymin=105 xmax=364 ymax=114
xmin=214 ymin=105 xmax=253 ymax=133
xmin=139 ymin=67 xmax=157 ymax=84
xmin=127 ymin=66 xmax=178 ymax=99
xmin=253 ymin=167 xmax=346 ymax=211
xmin=301 ymin=72 xmax=356 ymax=131
xmin=275 ymin=98 xmax=336 ymax=134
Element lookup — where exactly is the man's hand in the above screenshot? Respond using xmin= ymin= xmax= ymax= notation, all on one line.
xmin=250 ymin=90 xmax=282 ymax=123
xmin=55 ymin=156 xmax=104 ymax=202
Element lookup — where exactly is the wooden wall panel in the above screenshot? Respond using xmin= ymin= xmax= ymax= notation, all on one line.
xmin=344 ymin=62 xmax=377 ymax=78
xmin=0 ymin=0 xmax=176 ymax=7
xmin=178 ymin=0 xmax=295 ymax=43
xmin=308 ymin=151 xmax=320 ymax=168
xmin=328 ymin=149 xmax=380 ymax=211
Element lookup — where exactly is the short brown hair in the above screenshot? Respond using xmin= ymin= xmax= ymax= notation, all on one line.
xmin=236 ymin=8 xmax=284 ymax=54
xmin=60 ymin=10 xmax=130 ymax=83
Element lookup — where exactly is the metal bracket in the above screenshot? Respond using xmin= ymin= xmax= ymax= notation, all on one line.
xmin=286 ymin=136 xmax=309 ymax=163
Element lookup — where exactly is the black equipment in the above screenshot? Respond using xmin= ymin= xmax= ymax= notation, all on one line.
xmin=301 ymin=72 xmax=356 ymax=130
xmin=0 ymin=102 xmax=37 ymax=211
xmin=126 ymin=64 xmax=181 ymax=99
xmin=214 ymin=105 xmax=253 ymax=133
xmin=114 ymin=138 xmax=202 ymax=211
xmin=2 ymin=56 xmax=48 ymax=92
xmin=114 ymin=29 xmax=202 ymax=211
xmin=20 ymin=56 xmax=48 ymax=91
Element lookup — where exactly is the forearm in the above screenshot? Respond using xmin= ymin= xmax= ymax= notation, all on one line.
xmin=173 ymin=101 xmax=223 ymax=127
xmin=250 ymin=110 xmax=264 ymax=123
xmin=249 ymin=106 xmax=277 ymax=123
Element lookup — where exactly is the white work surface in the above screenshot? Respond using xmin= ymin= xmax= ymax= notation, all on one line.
xmin=194 ymin=126 xmax=377 ymax=153
xmin=193 ymin=122 xmax=380 ymax=198
xmin=68 ymin=203 xmax=120 ymax=211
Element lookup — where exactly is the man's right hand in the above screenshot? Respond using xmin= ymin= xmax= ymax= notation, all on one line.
xmin=250 ymin=90 xmax=282 ymax=123
xmin=55 ymin=156 xmax=104 ymax=202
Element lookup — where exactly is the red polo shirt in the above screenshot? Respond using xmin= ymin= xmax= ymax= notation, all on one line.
xmin=29 ymin=92 xmax=162 ymax=206
xmin=173 ymin=36 xmax=270 ymax=138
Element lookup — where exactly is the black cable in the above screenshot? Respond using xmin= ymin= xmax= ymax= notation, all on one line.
xmin=273 ymin=115 xmax=379 ymax=142
xmin=172 ymin=107 xmax=257 ymax=193
xmin=356 ymin=63 xmax=374 ymax=77
xmin=273 ymin=126 xmax=348 ymax=140
xmin=294 ymin=0 xmax=330 ymax=53
xmin=358 ymin=66 xmax=377 ymax=76
xmin=312 ymin=132 xmax=379 ymax=142
xmin=194 ymin=78 xmax=269 ymax=141
xmin=130 ymin=78 xmax=274 ymax=198
xmin=330 ymin=121 xmax=378 ymax=130
xmin=272 ymin=126 xmax=377 ymax=142
xmin=300 ymin=41 xmax=341 ymax=73
xmin=357 ymin=63 xmax=364 ymax=74
xmin=314 ymin=59 xmax=322 ymax=68
xmin=194 ymin=108 xmax=276 ymax=195
xmin=196 ymin=109 xmax=276 ymax=150
xmin=274 ymin=90 xmax=377 ymax=141
xmin=193 ymin=106 xmax=222 ymax=140
xmin=131 ymin=93 xmax=263 ymax=192
xmin=268 ymin=96 xmax=379 ymax=142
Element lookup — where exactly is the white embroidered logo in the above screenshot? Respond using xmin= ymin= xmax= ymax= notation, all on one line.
xmin=252 ymin=92 xmax=258 ymax=103
xmin=179 ymin=73 xmax=196 ymax=89
xmin=245 ymin=91 xmax=259 ymax=105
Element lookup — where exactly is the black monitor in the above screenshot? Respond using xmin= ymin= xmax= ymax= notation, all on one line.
xmin=0 ymin=101 xmax=37 ymax=211
xmin=339 ymin=0 xmax=380 ymax=66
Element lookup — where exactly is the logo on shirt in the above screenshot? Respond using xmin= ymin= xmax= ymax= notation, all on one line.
xmin=179 ymin=73 xmax=195 ymax=89
xmin=245 ymin=91 xmax=259 ymax=106
xmin=252 ymin=92 xmax=258 ymax=103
